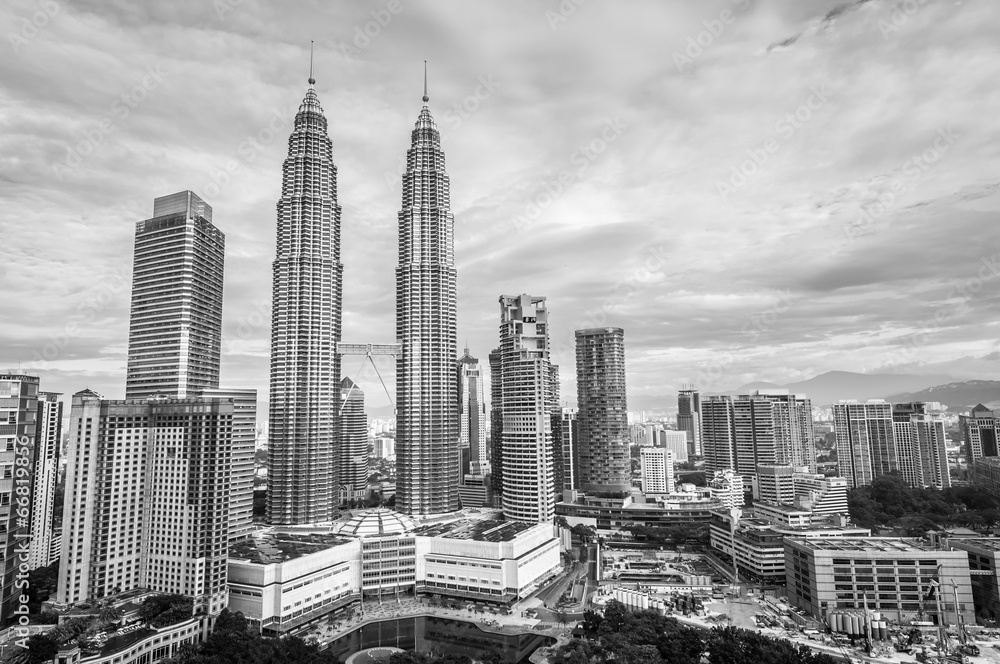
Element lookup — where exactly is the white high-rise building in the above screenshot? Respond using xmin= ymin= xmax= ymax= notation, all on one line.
xmin=640 ymin=447 xmax=675 ymax=494
xmin=893 ymin=402 xmax=950 ymax=490
xmin=458 ymin=349 xmax=488 ymax=475
xmin=660 ymin=430 xmax=689 ymax=463
xmin=199 ymin=388 xmax=257 ymax=541
xmin=496 ymin=294 xmax=555 ymax=523
xmin=58 ymin=390 xmax=232 ymax=616
xmin=395 ymin=82 xmax=460 ymax=515
xmin=834 ymin=400 xmax=894 ymax=489
xmin=125 ymin=191 xmax=224 ymax=400
xmin=29 ymin=391 xmax=62 ymax=570
xmin=709 ymin=470 xmax=745 ymax=510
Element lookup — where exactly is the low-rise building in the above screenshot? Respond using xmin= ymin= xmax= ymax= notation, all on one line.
xmin=784 ymin=537 xmax=975 ymax=625
xmin=947 ymin=538 xmax=1000 ymax=624
xmin=556 ymin=489 xmax=720 ymax=534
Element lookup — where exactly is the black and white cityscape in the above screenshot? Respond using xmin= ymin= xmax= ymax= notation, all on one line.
xmin=2 ymin=2 xmax=1000 ymax=664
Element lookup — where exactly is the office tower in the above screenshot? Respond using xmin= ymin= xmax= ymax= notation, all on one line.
xmin=791 ymin=473 xmax=849 ymax=518
xmin=58 ymin=390 xmax=232 ymax=615
xmin=394 ymin=83 xmax=459 ymax=516
xmin=125 ymin=191 xmax=224 ymax=400
xmin=199 ymin=388 xmax=257 ymax=541
xmin=496 ymin=294 xmax=555 ymax=523
xmin=677 ymin=386 xmax=702 ymax=456
xmin=702 ymin=396 xmax=736 ymax=473
xmin=0 ymin=374 xmax=39 ymax=623
xmin=660 ymin=430 xmax=689 ymax=463
xmin=267 ymin=76 xmax=344 ymax=524
xmin=339 ymin=378 xmax=369 ymax=501
xmin=560 ymin=408 xmax=579 ymax=493
xmin=549 ymin=363 xmax=562 ymax=494
xmin=640 ymin=447 xmax=674 ymax=494
xmin=961 ymin=405 xmax=1000 ymax=462
xmin=893 ymin=402 xmax=950 ymax=490
xmin=709 ymin=470 xmax=745 ymax=509
xmin=833 ymin=400 xmax=895 ymax=488
xmin=458 ymin=349 xmax=487 ymax=476
xmin=29 ymin=391 xmax=62 ymax=570
xmin=754 ymin=464 xmax=796 ymax=504
xmin=575 ymin=327 xmax=630 ymax=493
xmin=488 ymin=347 xmax=503 ymax=504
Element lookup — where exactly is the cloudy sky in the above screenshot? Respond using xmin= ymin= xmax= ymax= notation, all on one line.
xmin=2 ymin=0 xmax=999 ymax=413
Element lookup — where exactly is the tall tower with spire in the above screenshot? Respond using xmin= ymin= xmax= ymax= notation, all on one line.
xmin=395 ymin=64 xmax=460 ymax=514
xmin=267 ymin=56 xmax=344 ymax=524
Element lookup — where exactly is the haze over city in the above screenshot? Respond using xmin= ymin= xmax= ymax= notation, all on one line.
xmin=3 ymin=0 xmax=999 ymax=411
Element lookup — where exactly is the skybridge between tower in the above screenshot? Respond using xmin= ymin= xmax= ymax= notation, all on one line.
xmin=336 ymin=342 xmax=401 ymax=415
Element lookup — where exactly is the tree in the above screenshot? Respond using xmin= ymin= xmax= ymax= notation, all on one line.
xmin=25 ymin=635 xmax=59 ymax=664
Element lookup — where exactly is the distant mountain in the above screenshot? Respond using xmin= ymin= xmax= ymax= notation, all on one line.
xmin=727 ymin=371 xmax=959 ymax=406
xmin=887 ymin=380 xmax=1000 ymax=413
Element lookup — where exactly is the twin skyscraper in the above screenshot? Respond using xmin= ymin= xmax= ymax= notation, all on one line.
xmin=268 ymin=69 xmax=460 ymax=523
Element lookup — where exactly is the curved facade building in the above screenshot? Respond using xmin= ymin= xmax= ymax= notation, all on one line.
xmin=267 ymin=81 xmax=344 ymax=524
xmin=395 ymin=91 xmax=460 ymax=515
xmin=575 ymin=327 xmax=630 ymax=493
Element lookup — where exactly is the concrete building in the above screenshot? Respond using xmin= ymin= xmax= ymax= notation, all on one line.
xmin=29 ymin=391 xmax=62 ymax=570
xmin=458 ymin=348 xmax=488 ymax=476
xmin=339 ymin=378 xmax=369 ymax=502
xmin=575 ymin=327 xmax=630 ymax=493
xmin=659 ymin=430 xmax=689 ymax=463
xmin=893 ymin=402 xmax=950 ymax=490
xmin=267 ymin=79 xmax=344 ymax=525
xmin=395 ymin=88 xmax=460 ymax=516
xmin=753 ymin=467 xmax=848 ymax=520
xmin=489 ymin=347 xmax=504 ymax=504
xmin=559 ymin=408 xmax=579 ymax=493
xmin=0 ymin=374 xmax=39 ymax=623
xmin=640 ymin=447 xmax=675 ymax=494
xmin=125 ymin=191 xmax=224 ymax=400
xmin=702 ymin=396 xmax=735 ymax=473
xmin=709 ymin=470 xmax=745 ymax=510
xmin=833 ymin=400 xmax=894 ymax=488
xmin=710 ymin=510 xmax=870 ymax=583
xmin=784 ymin=537 xmax=975 ymax=625
xmin=199 ymin=388 xmax=257 ymax=542
xmin=677 ymin=387 xmax=701 ymax=456
xmin=961 ymin=405 xmax=1000 ymax=463
xmin=226 ymin=510 xmax=561 ymax=635
xmin=972 ymin=456 xmax=1000 ymax=499
xmin=754 ymin=465 xmax=797 ymax=505
xmin=496 ymin=294 xmax=555 ymax=523
xmin=556 ymin=489 xmax=721 ymax=533
xmin=57 ymin=391 xmax=232 ymax=617
xmin=948 ymin=538 xmax=1000 ymax=624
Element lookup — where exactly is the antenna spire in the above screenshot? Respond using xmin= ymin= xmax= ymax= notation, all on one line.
xmin=422 ymin=60 xmax=429 ymax=103
xmin=308 ymin=41 xmax=315 ymax=85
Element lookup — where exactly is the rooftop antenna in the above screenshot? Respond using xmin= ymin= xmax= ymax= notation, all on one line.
xmin=308 ymin=40 xmax=315 ymax=85
xmin=422 ymin=60 xmax=428 ymax=103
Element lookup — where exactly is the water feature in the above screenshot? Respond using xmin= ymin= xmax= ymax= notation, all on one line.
xmin=324 ymin=616 xmax=556 ymax=664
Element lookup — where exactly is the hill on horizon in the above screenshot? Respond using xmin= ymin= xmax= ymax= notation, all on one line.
xmin=887 ymin=379 xmax=1000 ymax=413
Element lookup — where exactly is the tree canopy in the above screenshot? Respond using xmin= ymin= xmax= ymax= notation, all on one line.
xmin=848 ymin=473 xmax=1000 ymax=533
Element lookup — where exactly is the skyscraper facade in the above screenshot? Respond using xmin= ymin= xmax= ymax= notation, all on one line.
xmin=395 ymin=88 xmax=459 ymax=515
xmin=458 ymin=349 xmax=487 ymax=476
xmin=0 ymin=374 xmax=39 ymax=623
xmin=893 ymin=402 xmax=950 ymax=490
xmin=58 ymin=390 xmax=232 ymax=616
xmin=560 ymin=408 xmax=579 ymax=493
xmin=198 ymin=388 xmax=257 ymax=541
xmin=833 ymin=400 xmax=894 ymax=489
xmin=702 ymin=396 xmax=736 ymax=473
xmin=496 ymin=294 xmax=555 ymax=523
xmin=961 ymin=405 xmax=1000 ymax=462
xmin=339 ymin=378 xmax=369 ymax=501
xmin=125 ymin=191 xmax=224 ymax=400
xmin=575 ymin=327 xmax=630 ymax=494
xmin=29 ymin=391 xmax=62 ymax=570
xmin=268 ymin=80 xmax=344 ymax=524
xmin=640 ymin=447 xmax=675 ymax=494
xmin=677 ymin=387 xmax=702 ymax=456
xmin=489 ymin=347 xmax=504 ymax=503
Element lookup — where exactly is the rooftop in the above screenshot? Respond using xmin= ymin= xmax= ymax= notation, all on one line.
xmin=331 ymin=509 xmax=418 ymax=538
xmin=229 ymin=533 xmax=351 ymax=564
xmin=948 ymin=537 xmax=1000 ymax=553
xmin=411 ymin=518 xmax=535 ymax=542
xmin=787 ymin=537 xmax=939 ymax=553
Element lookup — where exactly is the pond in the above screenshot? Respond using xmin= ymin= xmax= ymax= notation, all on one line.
xmin=324 ymin=616 xmax=556 ymax=664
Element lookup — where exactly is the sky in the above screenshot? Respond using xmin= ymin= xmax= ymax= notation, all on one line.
xmin=1 ymin=0 xmax=999 ymax=414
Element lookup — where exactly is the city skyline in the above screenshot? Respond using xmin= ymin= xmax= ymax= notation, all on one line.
xmin=3 ymin=1 xmax=1000 ymax=415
